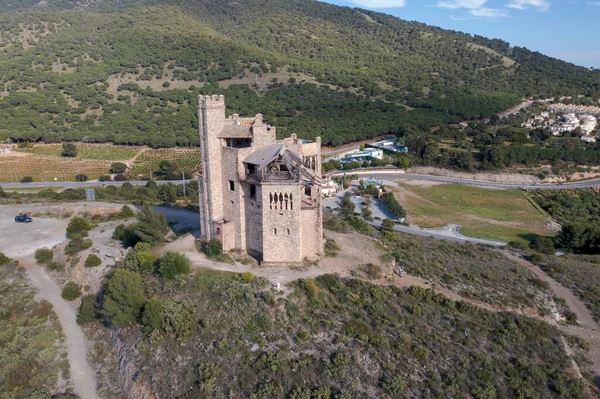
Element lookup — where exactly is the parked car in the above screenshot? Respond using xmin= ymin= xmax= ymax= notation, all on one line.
xmin=15 ymin=214 xmax=33 ymax=223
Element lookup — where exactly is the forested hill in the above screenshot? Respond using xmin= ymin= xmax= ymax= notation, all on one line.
xmin=0 ymin=0 xmax=598 ymax=147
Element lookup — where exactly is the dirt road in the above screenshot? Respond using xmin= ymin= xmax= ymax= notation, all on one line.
xmin=22 ymin=257 xmax=100 ymax=399
xmin=506 ymin=253 xmax=600 ymax=381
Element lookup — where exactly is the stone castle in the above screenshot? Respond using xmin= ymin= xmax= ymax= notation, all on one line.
xmin=198 ymin=95 xmax=324 ymax=266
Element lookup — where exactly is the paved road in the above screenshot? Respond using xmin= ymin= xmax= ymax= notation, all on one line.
xmin=331 ymin=170 xmax=600 ymax=190
xmin=324 ymin=193 xmax=506 ymax=247
xmin=0 ymin=179 xmax=193 ymax=190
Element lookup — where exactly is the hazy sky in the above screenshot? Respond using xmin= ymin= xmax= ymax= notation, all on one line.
xmin=321 ymin=0 xmax=600 ymax=68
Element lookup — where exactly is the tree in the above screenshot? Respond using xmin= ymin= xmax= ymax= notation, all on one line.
xmin=531 ymin=237 xmax=555 ymax=255
xmin=158 ymin=160 xmax=176 ymax=176
xmin=0 ymin=252 xmax=10 ymax=266
xmin=114 ymin=174 xmax=128 ymax=181
xmin=338 ymin=193 xmax=356 ymax=219
xmin=118 ymin=205 xmax=136 ymax=219
xmin=61 ymin=142 xmax=77 ymax=157
xmin=111 ymin=162 xmax=128 ymax=174
xmin=103 ymin=269 xmax=146 ymax=328
xmin=98 ymin=175 xmax=112 ymax=182
xmin=20 ymin=176 xmax=33 ymax=183
xmin=158 ymin=183 xmax=177 ymax=203
xmin=84 ymin=254 xmax=102 ymax=268
xmin=77 ymin=295 xmax=97 ymax=325
xmin=133 ymin=203 xmax=169 ymax=245
xmin=34 ymin=248 xmax=54 ymax=265
xmin=0 ymin=186 xmax=7 ymax=198
xmin=61 ymin=281 xmax=82 ymax=301
xmin=381 ymin=192 xmax=406 ymax=219
xmin=158 ymin=251 xmax=191 ymax=279
xmin=75 ymin=174 xmax=88 ymax=182
xmin=67 ymin=217 xmax=92 ymax=238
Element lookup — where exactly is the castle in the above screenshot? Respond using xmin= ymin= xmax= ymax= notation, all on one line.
xmin=198 ymin=95 xmax=324 ymax=266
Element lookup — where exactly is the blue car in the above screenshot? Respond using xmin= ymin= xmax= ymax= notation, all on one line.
xmin=15 ymin=214 xmax=33 ymax=223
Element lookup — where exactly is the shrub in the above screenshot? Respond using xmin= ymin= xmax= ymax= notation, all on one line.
xmin=34 ymin=248 xmax=54 ymax=265
xmin=103 ymin=269 xmax=146 ymax=328
xmin=240 ymin=271 xmax=255 ymax=282
xmin=98 ymin=175 xmax=112 ymax=182
xmin=61 ymin=281 xmax=82 ymax=301
xmin=203 ymin=238 xmax=223 ymax=258
xmin=530 ymin=253 xmax=543 ymax=264
xmin=158 ymin=251 xmax=191 ymax=280
xmin=20 ymin=176 xmax=33 ymax=183
xmin=65 ymin=237 xmax=93 ymax=255
xmin=77 ymin=295 xmax=97 ymax=325
xmin=0 ymin=252 xmax=11 ymax=266
xmin=75 ymin=174 xmax=88 ymax=182
xmin=111 ymin=162 xmax=128 ymax=174
xmin=114 ymin=174 xmax=128 ymax=181
xmin=84 ymin=254 xmax=102 ymax=268
xmin=61 ymin=142 xmax=77 ymax=157
xmin=48 ymin=261 xmax=65 ymax=271
xmin=66 ymin=217 xmax=92 ymax=238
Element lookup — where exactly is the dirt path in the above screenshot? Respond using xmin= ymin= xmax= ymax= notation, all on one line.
xmin=21 ymin=257 xmax=100 ymax=399
xmin=505 ymin=252 xmax=600 ymax=384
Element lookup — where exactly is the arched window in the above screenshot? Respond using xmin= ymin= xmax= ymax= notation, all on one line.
xmin=287 ymin=228 xmax=290 ymax=235
xmin=274 ymin=228 xmax=278 ymax=235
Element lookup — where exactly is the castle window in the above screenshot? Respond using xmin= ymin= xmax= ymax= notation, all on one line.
xmin=287 ymin=229 xmax=290 ymax=235
xmin=274 ymin=228 xmax=277 ymax=235
xmin=250 ymin=184 xmax=257 ymax=200
xmin=229 ymin=180 xmax=235 ymax=191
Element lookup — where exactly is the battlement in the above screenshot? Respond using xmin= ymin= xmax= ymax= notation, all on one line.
xmin=199 ymin=94 xmax=225 ymax=108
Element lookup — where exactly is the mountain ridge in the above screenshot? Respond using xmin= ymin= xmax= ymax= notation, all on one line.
xmin=0 ymin=0 xmax=597 ymax=146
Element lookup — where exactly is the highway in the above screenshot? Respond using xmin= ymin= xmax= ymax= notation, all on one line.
xmin=0 ymin=179 xmax=194 ymax=190
xmin=330 ymin=170 xmax=600 ymax=190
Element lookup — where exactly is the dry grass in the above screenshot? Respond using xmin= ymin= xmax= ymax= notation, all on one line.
xmin=395 ymin=183 xmax=553 ymax=243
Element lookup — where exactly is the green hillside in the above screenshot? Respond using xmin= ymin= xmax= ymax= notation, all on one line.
xmin=0 ymin=0 xmax=597 ymax=146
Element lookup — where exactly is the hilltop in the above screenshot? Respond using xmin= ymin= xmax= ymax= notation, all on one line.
xmin=0 ymin=0 xmax=598 ymax=146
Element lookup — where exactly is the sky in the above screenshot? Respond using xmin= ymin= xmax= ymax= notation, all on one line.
xmin=321 ymin=0 xmax=600 ymax=68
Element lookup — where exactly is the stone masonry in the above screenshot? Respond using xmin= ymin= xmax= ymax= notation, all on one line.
xmin=198 ymin=95 xmax=324 ymax=266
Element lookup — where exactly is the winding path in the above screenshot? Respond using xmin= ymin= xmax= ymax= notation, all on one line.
xmin=21 ymin=257 xmax=100 ymax=399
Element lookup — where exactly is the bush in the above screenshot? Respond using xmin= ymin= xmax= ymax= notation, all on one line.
xmin=48 ymin=261 xmax=65 ymax=271
xmin=20 ymin=176 xmax=33 ymax=183
xmin=98 ymin=175 xmax=112 ymax=182
xmin=111 ymin=162 xmax=128 ymax=174
xmin=66 ymin=217 xmax=92 ymax=238
xmin=84 ymin=254 xmax=102 ymax=268
xmin=203 ymin=238 xmax=223 ymax=258
xmin=61 ymin=281 xmax=82 ymax=301
xmin=77 ymin=295 xmax=97 ymax=325
xmin=240 ymin=271 xmax=255 ymax=282
xmin=75 ymin=174 xmax=88 ymax=182
xmin=158 ymin=251 xmax=191 ymax=280
xmin=0 ymin=252 xmax=11 ymax=266
xmin=530 ymin=253 xmax=543 ymax=264
xmin=65 ymin=237 xmax=93 ymax=255
xmin=114 ymin=174 xmax=128 ymax=181
xmin=34 ymin=248 xmax=54 ymax=265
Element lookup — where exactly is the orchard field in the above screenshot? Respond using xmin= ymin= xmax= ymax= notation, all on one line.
xmin=1 ymin=143 xmax=201 ymax=182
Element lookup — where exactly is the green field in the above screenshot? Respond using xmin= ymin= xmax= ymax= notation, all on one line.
xmin=395 ymin=183 xmax=554 ymax=243
xmin=16 ymin=144 xmax=142 ymax=160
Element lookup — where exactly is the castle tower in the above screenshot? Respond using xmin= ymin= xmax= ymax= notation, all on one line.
xmin=198 ymin=95 xmax=226 ymax=239
xmin=198 ymin=95 xmax=324 ymax=266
